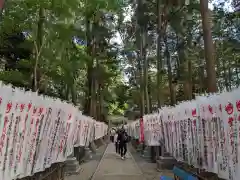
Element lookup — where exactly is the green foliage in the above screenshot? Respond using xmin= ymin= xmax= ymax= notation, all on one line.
xmin=0 ymin=0 xmax=129 ymax=116
xmin=0 ymin=0 xmax=239 ymax=119
xmin=117 ymin=0 xmax=240 ymax=112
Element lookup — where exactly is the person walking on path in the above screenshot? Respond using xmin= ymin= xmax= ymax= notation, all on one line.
xmin=114 ymin=130 xmax=120 ymax=154
xmin=117 ymin=127 xmax=129 ymax=159
xmin=110 ymin=129 xmax=115 ymax=143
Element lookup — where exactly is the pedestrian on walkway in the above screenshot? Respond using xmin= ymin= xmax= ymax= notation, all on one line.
xmin=110 ymin=129 xmax=115 ymax=143
xmin=114 ymin=130 xmax=120 ymax=154
xmin=117 ymin=127 xmax=129 ymax=159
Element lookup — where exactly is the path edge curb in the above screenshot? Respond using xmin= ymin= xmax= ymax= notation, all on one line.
xmin=89 ymin=143 xmax=109 ymax=180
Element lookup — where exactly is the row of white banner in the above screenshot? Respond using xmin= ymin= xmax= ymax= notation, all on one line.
xmin=127 ymin=87 xmax=240 ymax=180
xmin=0 ymin=83 xmax=108 ymax=180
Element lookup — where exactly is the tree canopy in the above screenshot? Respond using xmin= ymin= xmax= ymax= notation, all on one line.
xmin=0 ymin=0 xmax=239 ymax=121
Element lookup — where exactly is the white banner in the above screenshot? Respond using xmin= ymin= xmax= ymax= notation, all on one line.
xmin=0 ymin=83 xmax=108 ymax=179
xmin=127 ymin=87 xmax=240 ymax=180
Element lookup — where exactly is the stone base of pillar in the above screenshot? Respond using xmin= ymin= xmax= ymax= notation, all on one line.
xmin=156 ymin=156 xmax=176 ymax=171
xmin=84 ymin=147 xmax=93 ymax=161
xmin=64 ymin=157 xmax=81 ymax=175
xmin=89 ymin=141 xmax=97 ymax=154
xmin=140 ymin=146 xmax=152 ymax=160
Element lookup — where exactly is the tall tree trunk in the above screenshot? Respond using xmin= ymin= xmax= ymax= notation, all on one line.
xmin=95 ymin=57 xmax=101 ymax=120
xmin=183 ymin=62 xmax=189 ymax=100
xmin=200 ymin=0 xmax=217 ymax=93
xmin=136 ymin=0 xmax=145 ymax=116
xmin=33 ymin=7 xmax=44 ymax=91
xmin=96 ymin=83 xmax=101 ymax=121
xmin=188 ymin=59 xmax=192 ymax=99
xmin=215 ymin=43 xmax=221 ymax=91
xmin=84 ymin=13 xmax=98 ymax=118
xmin=71 ymin=82 xmax=77 ymax=105
xmin=143 ymin=55 xmax=150 ymax=114
xmin=178 ymin=44 xmax=191 ymax=100
xmin=157 ymin=0 xmax=163 ymax=107
xmin=199 ymin=57 xmax=205 ymax=93
xmin=183 ymin=59 xmax=192 ymax=100
xmin=148 ymin=75 xmax=153 ymax=112
xmin=228 ymin=59 xmax=232 ymax=90
xmin=235 ymin=55 xmax=240 ymax=86
xmin=185 ymin=30 xmax=193 ymax=100
xmin=90 ymin=30 xmax=97 ymax=118
xmin=143 ymin=33 xmax=150 ymax=114
xmin=98 ymin=84 xmax=104 ymax=121
xmin=139 ymin=32 xmax=145 ymax=115
xmin=65 ymin=84 xmax=69 ymax=100
xmin=84 ymin=16 xmax=93 ymax=115
xmin=90 ymin=71 xmax=97 ymax=118
xmin=164 ymin=35 xmax=175 ymax=105
xmin=91 ymin=15 xmax=101 ymax=119
xmin=222 ymin=57 xmax=229 ymax=91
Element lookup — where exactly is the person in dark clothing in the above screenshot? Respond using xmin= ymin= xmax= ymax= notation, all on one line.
xmin=114 ymin=130 xmax=120 ymax=154
xmin=117 ymin=128 xmax=128 ymax=159
xmin=110 ymin=129 xmax=115 ymax=143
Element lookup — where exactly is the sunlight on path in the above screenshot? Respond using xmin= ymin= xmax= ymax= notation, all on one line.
xmin=91 ymin=143 xmax=145 ymax=180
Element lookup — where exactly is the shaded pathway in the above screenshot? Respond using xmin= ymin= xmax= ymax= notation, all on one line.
xmin=66 ymin=144 xmax=107 ymax=180
xmin=129 ymin=145 xmax=174 ymax=180
xmin=91 ymin=143 xmax=145 ymax=180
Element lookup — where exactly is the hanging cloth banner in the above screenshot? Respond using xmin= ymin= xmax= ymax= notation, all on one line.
xmin=0 ymin=83 xmax=108 ymax=179
xmin=126 ymin=87 xmax=240 ymax=180
xmin=0 ymin=82 xmax=108 ymax=180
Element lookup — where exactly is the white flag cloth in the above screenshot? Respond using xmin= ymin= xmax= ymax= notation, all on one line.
xmin=0 ymin=83 xmax=108 ymax=179
xmin=127 ymin=87 xmax=240 ymax=180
